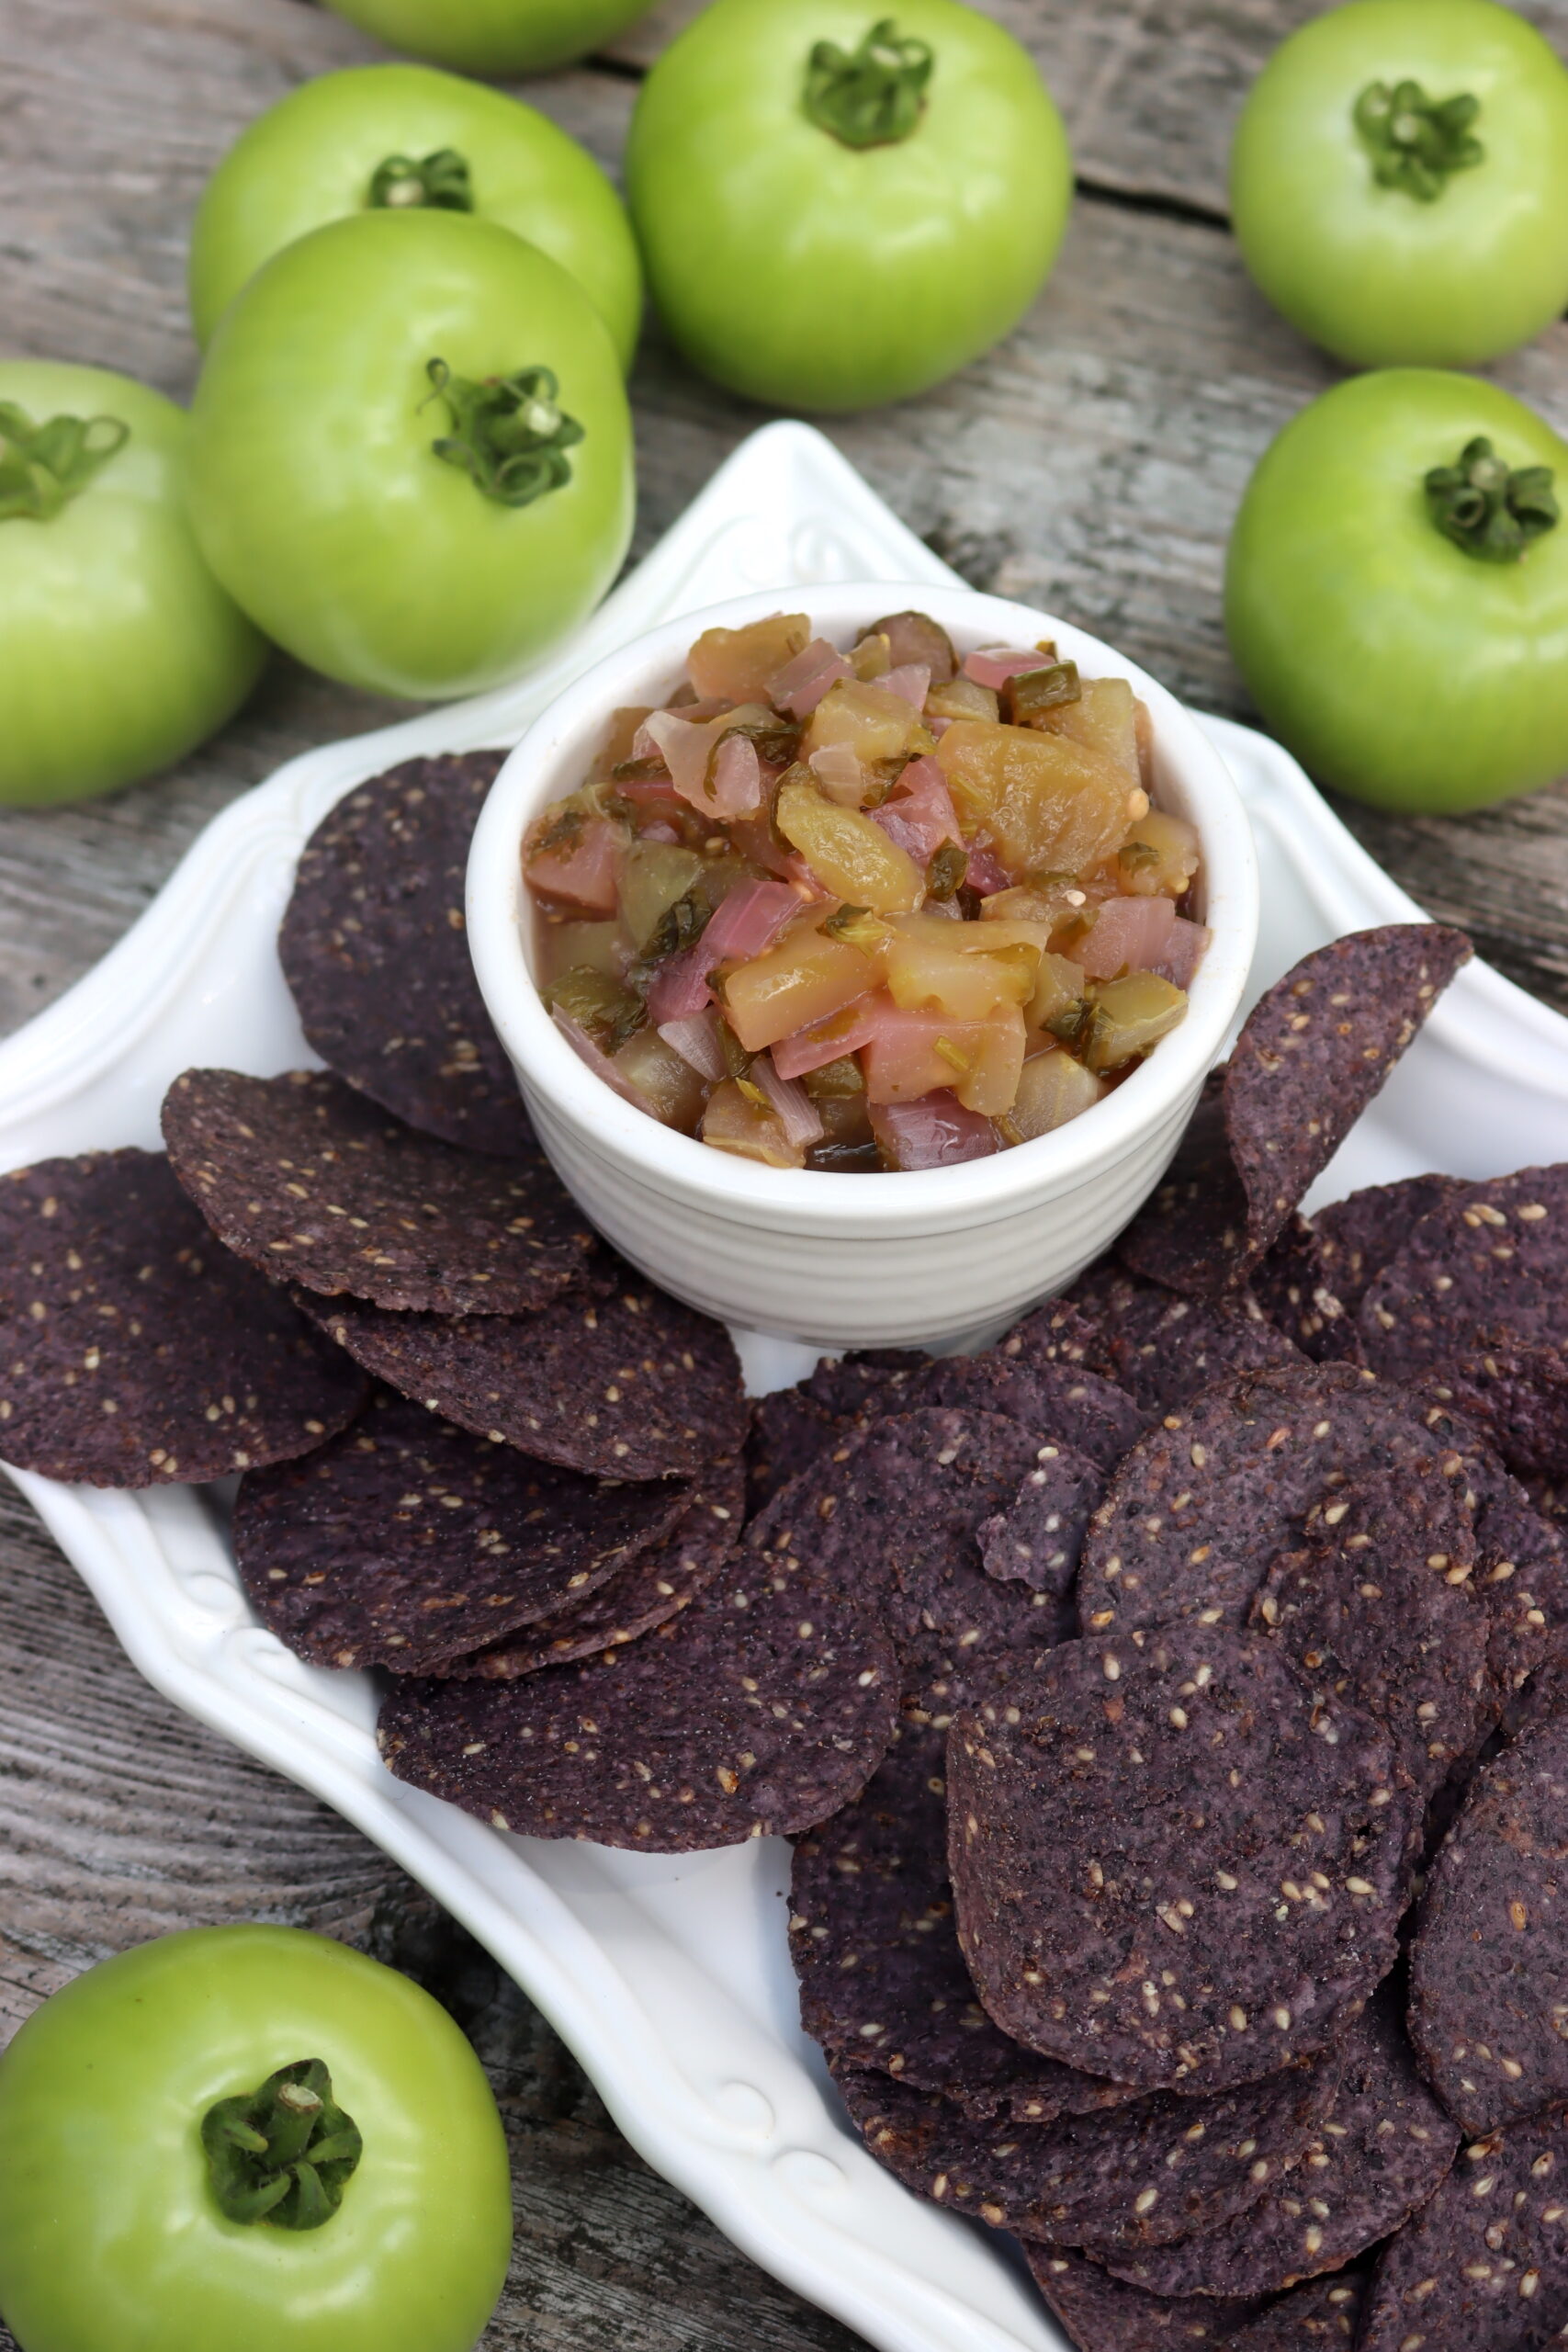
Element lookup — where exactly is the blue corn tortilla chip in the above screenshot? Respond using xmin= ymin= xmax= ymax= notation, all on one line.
xmin=790 ymin=1726 xmax=1133 ymax=2124
xmin=1121 ymin=927 xmax=1472 ymax=1297
xmin=296 ymin=1260 xmax=748 ymax=1481
xmin=1357 ymin=2104 xmax=1568 ymax=2350
xmin=0 ymin=1149 xmax=367 ymax=1487
xmin=1249 ymin=1461 xmax=1491 ymax=1809
xmin=1219 ymin=2271 xmax=1366 ymax=2349
xmin=1026 ymin=2249 xmax=1261 ymax=2351
xmin=1416 ymin=1390 xmax=1568 ymax=1699
xmin=232 ymin=1387 xmax=690 ymax=1673
xmin=376 ymin=1505 xmax=898 ymax=1850
xmin=162 ymin=1067 xmax=597 ymax=1316
xmin=1077 ymin=1362 xmax=1461 ymax=1638
xmin=744 ymin=1384 xmax=846 ymax=1513
xmin=1409 ymin=1709 xmax=1568 ymax=2136
xmin=1312 ymin=1174 xmax=1462 ymax=1320
xmin=750 ymin=1408 xmax=1069 ymax=1717
xmin=430 ymin=1461 xmax=743 ymax=1679
xmin=278 ymin=751 xmax=534 ymax=1157
xmin=976 ymin=1442 xmax=1107 ymax=1645
xmin=801 ymin=1342 xmax=1150 ymax=1474
xmin=832 ymin=2031 xmax=1347 ymax=2252
xmin=948 ymin=1627 xmax=1415 ymax=2095
xmin=1359 ymin=1166 xmax=1568 ymax=1477
xmin=1060 ymin=1259 xmax=1303 ymax=1413
xmin=1247 ymin=1216 xmax=1359 ymax=1364
xmin=1103 ymin=1996 xmax=1457 ymax=2298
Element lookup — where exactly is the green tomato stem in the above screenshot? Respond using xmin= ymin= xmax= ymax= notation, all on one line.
xmin=422 ymin=358 xmax=585 ymax=508
xmin=0 ymin=402 xmax=129 ymax=524
xmin=1425 ymin=436 xmax=1561 ymax=564
xmin=367 ymin=148 xmax=474 ymax=212
xmin=803 ymin=17 xmax=933 ymax=150
xmin=1353 ymin=78 xmax=1483 ymax=202
xmin=200 ymin=2058 xmax=363 ymax=2232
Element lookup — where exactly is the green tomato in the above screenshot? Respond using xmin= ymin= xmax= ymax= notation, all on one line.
xmin=186 ymin=210 xmax=635 ymax=700
xmin=189 ymin=64 xmax=642 ymax=372
xmin=625 ymin=0 xmax=1073 ymax=413
xmin=1231 ymin=0 xmax=1568 ymax=368
xmin=321 ymin=0 xmax=653 ymax=75
xmin=0 ymin=363 xmax=265 ymax=808
xmin=0 ymin=1926 xmax=512 ymax=2352
xmin=1225 ymin=370 xmax=1568 ymax=816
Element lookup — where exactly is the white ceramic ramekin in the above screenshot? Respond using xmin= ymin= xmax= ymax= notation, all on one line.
xmin=468 ymin=582 xmax=1259 ymax=1351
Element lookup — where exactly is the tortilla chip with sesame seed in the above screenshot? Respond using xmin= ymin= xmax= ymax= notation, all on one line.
xmin=1105 ymin=1994 xmax=1456 ymax=2298
xmin=1119 ymin=926 xmax=1472 ymax=1297
xmin=278 ymin=750 xmax=533 ymax=1157
xmin=1358 ymin=2102 xmax=1568 ymax=2350
xmin=293 ymin=1256 xmax=747 ymax=1480
xmin=947 ymin=1626 xmax=1415 ymax=2095
xmin=376 ymin=1498 xmax=897 ymax=1850
xmin=1026 ymin=2246 xmax=1262 ymax=2351
xmin=0 ymin=1149 xmax=367 ymax=1487
xmin=433 ymin=1458 xmax=743 ymax=1679
xmin=163 ymin=1067 xmax=598 ymax=1317
xmin=232 ymin=1386 xmax=690 ymax=1674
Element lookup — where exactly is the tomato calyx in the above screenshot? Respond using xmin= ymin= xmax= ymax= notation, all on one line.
xmin=1425 ymin=436 xmax=1561 ymax=565
xmin=803 ymin=17 xmax=933 ymax=151
xmin=0 ymin=401 xmax=129 ymax=525
xmin=1353 ymin=80 xmax=1484 ymax=203
xmin=367 ymin=149 xmax=474 ymax=213
xmin=422 ymin=359 xmax=585 ymax=508
xmin=201 ymin=2057 xmax=364 ymax=2232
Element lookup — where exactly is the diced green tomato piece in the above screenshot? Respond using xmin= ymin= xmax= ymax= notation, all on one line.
xmin=1026 ymin=950 xmax=1088 ymax=1033
xmin=701 ymin=1078 xmax=805 ymax=1168
xmin=544 ymin=965 xmax=646 ymax=1054
xmin=850 ymin=632 xmax=892 ymax=681
xmin=1004 ymin=662 xmax=1081 ymax=726
xmin=947 ymin=917 xmax=1054 ymax=958
xmin=687 ymin=612 xmax=808 ymax=703
xmin=1010 ymin=1046 xmax=1107 ymax=1139
xmin=937 ymin=721 xmax=1134 ymax=878
xmin=525 ymin=809 xmax=624 ymax=914
xmin=883 ymin=924 xmax=1035 ymax=1020
xmin=926 ymin=673 xmax=998 ymax=724
xmin=774 ymin=781 xmax=924 ymax=914
xmin=719 ymin=922 xmax=874 ymax=1052
xmin=618 ymin=840 xmax=706 ymax=950
xmin=801 ymin=1055 xmax=864 ymax=1101
xmin=1085 ymin=972 xmax=1188 ymax=1072
xmin=536 ymin=918 xmax=626 ymax=988
xmin=815 ymin=1090 xmax=875 ymax=1149
xmin=611 ymin=1026 xmax=707 ymax=1129
xmin=1037 ymin=677 xmax=1141 ymax=788
xmin=1115 ymin=808 xmax=1201 ymax=899
xmin=863 ymin=1005 xmax=1025 ymax=1117
xmin=1134 ymin=697 xmax=1156 ymax=789
xmin=802 ymin=680 xmax=934 ymax=768
xmin=591 ymin=706 xmax=654 ymax=779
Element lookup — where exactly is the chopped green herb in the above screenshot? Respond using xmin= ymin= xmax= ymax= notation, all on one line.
xmin=544 ymin=966 xmax=648 ymax=1056
xmin=926 ymin=842 xmax=968 ymax=900
xmin=1004 ymin=662 xmax=1081 ymax=727
xmin=801 ymin=1057 xmax=865 ymax=1102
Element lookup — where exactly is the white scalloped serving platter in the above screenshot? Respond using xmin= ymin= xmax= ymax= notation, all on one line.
xmin=5 ymin=422 xmax=1568 ymax=2352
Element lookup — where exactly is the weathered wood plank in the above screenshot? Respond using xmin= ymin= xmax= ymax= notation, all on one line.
xmin=0 ymin=1486 xmax=862 ymax=2352
xmin=604 ymin=0 xmax=1568 ymax=215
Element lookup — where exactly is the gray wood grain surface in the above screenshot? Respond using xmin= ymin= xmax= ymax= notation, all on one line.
xmin=3 ymin=1 xmax=1568 ymax=2345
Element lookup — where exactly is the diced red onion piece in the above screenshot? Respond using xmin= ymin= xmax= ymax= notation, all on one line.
xmin=964 ymin=844 xmax=1010 ymax=895
xmin=700 ymin=877 xmax=800 ymax=965
xmin=615 ymin=774 xmax=681 ymax=808
xmin=772 ymin=994 xmax=884 ymax=1080
xmin=658 ymin=1007 xmax=728 ymax=1082
xmin=880 ymin=662 xmax=931 ymax=710
xmin=526 ymin=815 xmax=622 ymax=915
xmin=927 ymin=714 xmax=953 ymax=738
xmin=552 ymin=1009 xmax=648 ymax=1109
xmin=808 ymin=741 xmax=865 ymax=804
xmin=964 ymin=646 xmax=1054 ymax=690
xmin=868 ymin=754 xmax=963 ymax=867
xmin=1077 ymin=893 xmax=1177 ymax=981
xmin=1150 ymin=917 xmax=1210 ymax=990
xmin=770 ymin=639 xmax=852 ymax=718
xmin=640 ymin=710 xmax=711 ymax=800
xmin=752 ymin=1054 xmax=825 ymax=1148
xmin=638 ymin=820 xmax=682 ymax=845
xmin=645 ymin=945 xmax=713 ymax=1024
xmin=871 ymin=1092 xmax=998 ymax=1170
xmin=707 ymin=730 xmax=764 ymax=819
